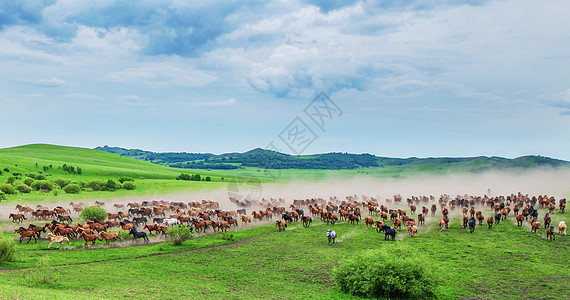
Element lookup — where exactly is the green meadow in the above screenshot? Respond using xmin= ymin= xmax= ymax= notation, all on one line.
xmin=0 ymin=206 xmax=568 ymax=299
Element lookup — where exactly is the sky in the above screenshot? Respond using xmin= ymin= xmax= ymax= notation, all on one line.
xmin=1 ymin=0 xmax=569 ymax=160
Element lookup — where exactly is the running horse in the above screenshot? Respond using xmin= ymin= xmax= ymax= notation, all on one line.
xmin=46 ymin=233 xmax=70 ymax=249
xmin=326 ymin=229 xmax=336 ymax=245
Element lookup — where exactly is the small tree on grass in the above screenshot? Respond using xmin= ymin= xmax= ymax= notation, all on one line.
xmin=334 ymin=245 xmax=437 ymax=299
xmin=0 ymin=238 xmax=17 ymax=264
xmin=166 ymin=225 xmax=194 ymax=246
xmin=79 ymin=206 xmax=108 ymax=222
xmin=0 ymin=191 xmax=6 ymax=201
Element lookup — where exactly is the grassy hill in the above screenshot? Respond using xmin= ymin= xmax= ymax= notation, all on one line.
xmin=0 ymin=144 xmax=230 ymax=203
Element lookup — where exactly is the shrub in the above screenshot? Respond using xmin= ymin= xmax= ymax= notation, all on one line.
xmin=30 ymin=256 xmax=55 ymax=284
xmin=79 ymin=206 xmax=108 ymax=222
xmin=34 ymin=174 xmax=46 ymax=181
xmin=105 ymin=179 xmax=118 ymax=191
xmin=218 ymin=232 xmax=234 ymax=242
xmin=24 ymin=178 xmax=34 ymax=186
xmin=176 ymin=173 xmax=192 ymax=181
xmin=0 ymin=191 xmax=6 ymax=201
xmin=118 ymin=177 xmax=134 ymax=183
xmin=122 ymin=181 xmax=136 ymax=190
xmin=53 ymin=178 xmax=70 ymax=188
xmin=31 ymin=180 xmax=55 ymax=191
xmin=3 ymin=168 xmax=9 ymax=172
xmin=64 ymin=184 xmax=81 ymax=194
xmin=0 ymin=238 xmax=17 ymax=264
xmin=6 ymin=177 xmax=16 ymax=185
xmin=205 ymin=176 xmax=211 ymax=182
xmin=116 ymin=229 xmax=130 ymax=240
xmin=334 ymin=246 xmax=437 ymax=299
xmin=15 ymin=184 xmax=31 ymax=193
xmin=166 ymin=225 xmax=194 ymax=246
xmin=87 ymin=179 xmax=105 ymax=191
xmin=0 ymin=184 xmax=17 ymax=195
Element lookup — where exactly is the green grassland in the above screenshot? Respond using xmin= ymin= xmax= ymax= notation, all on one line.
xmin=0 ymin=206 xmax=568 ymax=299
xmin=0 ymin=144 xmax=243 ymax=204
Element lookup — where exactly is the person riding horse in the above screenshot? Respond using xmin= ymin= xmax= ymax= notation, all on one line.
xmin=326 ymin=229 xmax=336 ymax=245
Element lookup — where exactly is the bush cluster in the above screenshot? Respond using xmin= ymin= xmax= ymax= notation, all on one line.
xmin=30 ymin=180 xmax=56 ymax=191
xmin=15 ymin=184 xmax=31 ymax=193
xmin=64 ymin=184 xmax=81 ymax=194
xmin=334 ymin=246 xmax=437 ymax=299
xmin=122 ymin=181 xmax=136 ymax=190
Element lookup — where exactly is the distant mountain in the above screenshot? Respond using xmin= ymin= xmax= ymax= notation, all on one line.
xmin=94 ymin=146 xmax=570 ymax=171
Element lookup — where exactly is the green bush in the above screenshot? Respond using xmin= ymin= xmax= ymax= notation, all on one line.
xmin=334 ymin=246 xmax=437 ymax=299
xmin=53 ymin=178 xmax=70 ymax=188
xmin=34 ymin=174 xmax=46 ymax=181
xmin=15 ymin=184 xmax=31 ymax=193
xmin=105 ymin=179 xmax=118 ymax=191
xmin=166 ymin=225 xmax=194 ymax=246
xmin=6 ymin=176 xmax=16 ymax=185
xmin=3 ymin=168 xmax=9 ymax=172
xmin=0 ymin=191 xmax=6 ymax=201
xmin=24 ymin=178 xmax=34 ymax=186
xmin=117 ymin=229 xmax=129 ymax=240
xmin=0 ymin=238 xmax=17 ymax=264
xmin=79 ymin=206 xmax=108 ymax=222
xmin=87 ymin=179 xmax=105 ymax=191
xmin=64 ymin=184 xmax=81 ymax=194
xmin=0 ymin=184 xmax=17 ymax=195
xmin=118 ymin=177 xmax=134 ymax=183
xmin=122 ymin=181 xmax=136 ymax=190
xmin=30 ymin=180 xmax=55 ymax=191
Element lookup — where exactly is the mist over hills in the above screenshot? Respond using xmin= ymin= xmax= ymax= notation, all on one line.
xmin=95 ymin=146 xmax=570 ymax=171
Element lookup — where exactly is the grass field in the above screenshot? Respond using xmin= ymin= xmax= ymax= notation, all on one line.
xmin=0 ymin=144 xmax=249 ymax=204
xmin=0 ymin=206 xmax=568 ymax=299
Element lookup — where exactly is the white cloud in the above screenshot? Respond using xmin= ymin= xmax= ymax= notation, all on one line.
xmin=32 ymin=77 xmax=66 ymax=87
xmin=196 ymin=97 xmax=237 ymax=107
xmin=106 ymin=63 xmax=218 ymax=87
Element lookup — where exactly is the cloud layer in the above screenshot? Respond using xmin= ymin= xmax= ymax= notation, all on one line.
xmin=0 ymin=0 xmax=569 ymax=159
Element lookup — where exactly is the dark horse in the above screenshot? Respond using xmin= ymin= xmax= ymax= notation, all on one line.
xmin=129 ymin=228 xmax=149 ymax=242
xmin=468 ymin=217 xmax=476 ymax=233
xmin=379 ymin=225 xmax=396 ymax=241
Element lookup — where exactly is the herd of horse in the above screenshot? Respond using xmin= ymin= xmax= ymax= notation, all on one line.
xmin=8 ymin=192 xmax=568 ymax=249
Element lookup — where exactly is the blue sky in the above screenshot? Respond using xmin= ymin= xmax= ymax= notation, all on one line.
xmin=1 ymin=0 xmax=569 ymax=159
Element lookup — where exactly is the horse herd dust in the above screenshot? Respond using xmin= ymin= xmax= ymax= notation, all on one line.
xmin=3 ymin=169 xmax=570 ymax=247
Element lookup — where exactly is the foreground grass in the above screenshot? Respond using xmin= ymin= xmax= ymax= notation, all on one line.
xmin=0 ymin=209 xmax=568 ymax=299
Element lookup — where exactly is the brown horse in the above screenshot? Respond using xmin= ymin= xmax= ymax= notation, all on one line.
xmin=80 ymin=232 xmax=103 ymax=247
xmin=275 ymin=220 xmax=287 ymax=232
xmin=240 ymin=215 xmax=251 ymax=225
xmin=14 ymin=227 xmax=37 ymax=244
xmin=408 ymin=225 xmax=418 ymax=237
xmin=99 ymin=232 xmax=122 ymax=245
xmin=9 ymin=213 xmax=27 ymax=223
xmin=438 ymin=219 xmax=446 ymax=231
xmin=364 ymin=217 xmax=374 ymax=230
xmin=546 ymin=226 xmax=555 ymax=241
xmin=418 ymin=214 xmax=425 ymax=225
xmin=531 ymin=221 xmax=541 ymax=235
xmin=487 ymin=217 xmax=494 ymax=229
xmin=301 ymin=216 xmax=312 ymax=227
xmin=515 ymin=214 xmax=524 ymax=226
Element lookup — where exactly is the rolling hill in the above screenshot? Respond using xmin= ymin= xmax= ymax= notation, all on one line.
xmin=95 ymin=145 xmax=570 ymax=172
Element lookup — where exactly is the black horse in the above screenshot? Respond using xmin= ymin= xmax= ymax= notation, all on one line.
xmin=462 ymin=216 xmax=469 ymax=229
xmin=379 ymin=225 xmax=396 ymax=241
xmin=133 ymin=217 xmax=148 ymax=226
xmin=282 ymin=214 xmax=293 ymax=223
xmin=468 ymin=217 xmax=476 ymax=233
xmin=129 ymin=228 xmax=149 ymax=242
xmin=494 ymin=213 xmax=501 ymax=225
xmin=295 ymin=209 xmax=304 ymax=217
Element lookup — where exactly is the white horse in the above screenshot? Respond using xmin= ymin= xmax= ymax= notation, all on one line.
xmin=163 ymin=218 xmax=179 ymax=226
xmin=326 ymin=229 xmax=336 ymax=245
xmin=46 ymin=233 xmax=70 ymax=249
xmin=559 ymin=221 xmax=567 ymax=236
